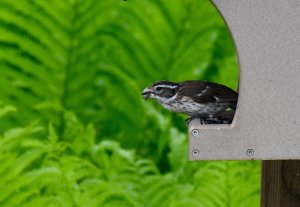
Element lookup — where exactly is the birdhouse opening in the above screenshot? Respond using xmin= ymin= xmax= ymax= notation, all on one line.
xmin=185 ymin=0 xmax=240 ymax=128
xmin=142 ymin=0 xmax=239 ymax=128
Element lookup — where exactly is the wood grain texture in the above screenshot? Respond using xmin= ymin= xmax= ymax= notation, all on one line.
xmin=261 ymin=161 xmax=300 ymax=207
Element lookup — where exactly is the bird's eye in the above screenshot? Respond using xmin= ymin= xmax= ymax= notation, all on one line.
xmin=156 ymin=87 xmax=162 ymax=91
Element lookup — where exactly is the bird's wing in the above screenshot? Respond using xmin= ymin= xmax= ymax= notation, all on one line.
xmin=177 ymin=81 xmax=238 ymax=104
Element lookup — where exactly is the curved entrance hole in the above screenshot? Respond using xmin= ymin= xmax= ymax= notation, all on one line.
xmin=141 ymin=0 xmax=239 ymax=128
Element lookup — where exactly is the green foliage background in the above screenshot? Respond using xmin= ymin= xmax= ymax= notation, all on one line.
xmin=0 ymin=0 xmax=260 ymax=206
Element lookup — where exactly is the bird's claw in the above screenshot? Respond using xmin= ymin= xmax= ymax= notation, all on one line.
xmin=185 ymin=115 xmax=206 ymax=126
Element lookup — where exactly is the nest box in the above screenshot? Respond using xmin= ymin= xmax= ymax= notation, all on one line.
xmin=189 ymin=0 xmax=300 ymax=160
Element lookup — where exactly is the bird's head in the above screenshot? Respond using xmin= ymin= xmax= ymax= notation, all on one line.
xmin=141 ymin=81 xmax=179 ymax=103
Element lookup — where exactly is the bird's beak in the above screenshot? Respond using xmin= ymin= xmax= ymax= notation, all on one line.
xmin=141 ymin=87 xmax=153 ymax=100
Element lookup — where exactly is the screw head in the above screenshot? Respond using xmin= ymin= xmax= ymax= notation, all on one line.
xmin=192 ymin=129 xmax=199 ymax=137
xmin=192 ymin=149 xmax=199 ymax=157
xmin=246 ymin=149 xmax=254 ymax=156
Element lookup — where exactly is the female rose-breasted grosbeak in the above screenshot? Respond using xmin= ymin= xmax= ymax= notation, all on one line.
xmin=141 ymin=80 xmax=238 ymax=125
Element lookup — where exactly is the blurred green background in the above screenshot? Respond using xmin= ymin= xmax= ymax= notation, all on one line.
xmin=0 ymin=0 xmax=260 ymax=206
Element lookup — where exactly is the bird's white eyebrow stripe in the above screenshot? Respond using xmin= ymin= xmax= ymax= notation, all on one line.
xmin=154 ymin=85 xmax=177 ymax=89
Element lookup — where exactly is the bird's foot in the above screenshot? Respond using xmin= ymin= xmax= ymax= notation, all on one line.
xmin=185 ymin=112 xmax=234 ymax=126
xmin=185 ymin=115 xmax=206 ymax=126
xmin=199 ymin=116 xmax=206 ymax=125
xmin=203 ymin=112 xmax=234 ymax=124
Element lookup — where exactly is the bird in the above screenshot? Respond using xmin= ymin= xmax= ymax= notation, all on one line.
xmin=141 ymin=80 xmax=238 ymax=125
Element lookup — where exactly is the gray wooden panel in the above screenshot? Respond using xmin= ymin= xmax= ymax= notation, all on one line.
xmin=189 ymin=0 xmax=300 ymax=160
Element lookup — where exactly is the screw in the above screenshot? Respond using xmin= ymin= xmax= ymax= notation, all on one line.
xmin=246 ymin=149 xmax=254 ymax=156
xmin=192 ymin=149 xmax=199 ymax=157
xmin=192 ymin=129 xmax=199 ymax=137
